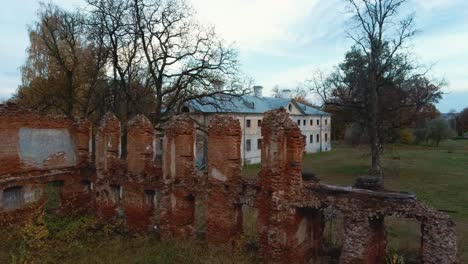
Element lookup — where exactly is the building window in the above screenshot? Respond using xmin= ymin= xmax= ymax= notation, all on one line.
xmin=144 ymin=190 xmax=156 ymax=208
xmin=317 ymin=119 xmax=320 ymax=125
xmin=325 ymin=119 xmax=328 ymax=125
xmin=325 ymin=133 xmax=328 ymax=142
xmin=297 ymin=120 xmax=301 ymax=126
xmin=310 ymin=119 xmax=313 ymax=126
xmin=257 ymin=139 xmax=262 ymax=150
xmin=303 ymin=120 xmax=306 ymax=126
xmin=246 ymin=140 xmax=251 ymax=151
xmin=288 ymin=104 xmax=292 ymax=111
xmin=316 ymin=134 xmax=320 ymax=142
xmin=258 ymin=120 xmax=262 ymax=127
xmin=246 ymin=119 xmax=251 ymax=128
xmin=310 ymin=135 xmax=313 ymax=143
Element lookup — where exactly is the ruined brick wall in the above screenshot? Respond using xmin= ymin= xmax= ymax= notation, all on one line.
xmin=0 ymin=103 xmax=93 ymax=220
xmin=0 ymin=106 xmax=459 ymax=264
xmin=205 ymin=115 xmax=243 ymax=244
xmin=159 ymin=115 xmax=196 ymax=238
xmin=95 ymin=112 xmax=120 ymax=172
xmin=256 ymin=109 xmax=318 ymax=263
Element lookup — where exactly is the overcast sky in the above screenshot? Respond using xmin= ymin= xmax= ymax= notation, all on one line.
xmin=0 ymin=0 xmax=467 ymax=112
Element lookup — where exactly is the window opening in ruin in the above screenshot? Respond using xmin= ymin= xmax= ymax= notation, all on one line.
xmin=322 ymin=206 xmax=344 ymax=262
xmin=110 ymin=185 xmax=123 ymax=203
xmin=386 ymin=216 xmax=422 ymax=262
xmin=2 ymin=186 xmax=23 ymax=210
xmin=82 ymin=180 xmax=93 ymax=193
xmin=246 ymin=140 xmax=251 ymax=151
xmin=45 ymin=181 xmax=63 ymax=213
xmin=242 ymin=205 xmax=258 ymax=253
xmin=144 ymin=190 xmax=156 ymax=208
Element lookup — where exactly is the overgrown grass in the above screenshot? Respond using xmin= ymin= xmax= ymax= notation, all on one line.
xmin=0 ymin=212 xmax=260 ymax=263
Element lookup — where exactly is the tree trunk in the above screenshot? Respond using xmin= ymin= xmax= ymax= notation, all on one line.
xmin=65 ymin=70 xmax=74 ymax=117
xmin=369 ymin=71 xmax=381 ymax=175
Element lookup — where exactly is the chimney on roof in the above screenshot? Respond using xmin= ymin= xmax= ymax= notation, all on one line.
xmin=253 ymin=86 xmax=263 ymax=97
xmin=281 ymin=89 xmax=292 ymax=98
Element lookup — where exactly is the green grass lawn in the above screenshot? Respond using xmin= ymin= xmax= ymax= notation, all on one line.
xmin=244 ymin=139 xmax=468 ymax=262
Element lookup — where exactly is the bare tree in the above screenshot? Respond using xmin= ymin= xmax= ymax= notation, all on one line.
xmin=340 ymin=0 xmax=418 ymax=174
xmin=132 ymin=0 xmax=244 ymax=123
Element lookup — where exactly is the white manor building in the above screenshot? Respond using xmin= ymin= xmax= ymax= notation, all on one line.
xmin=185 ymin=86 xmax=331 ymax=165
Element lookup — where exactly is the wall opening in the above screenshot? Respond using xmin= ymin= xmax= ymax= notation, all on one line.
xmin=45 ymin=181 xmax=63 ymax=213
xmin=386 ymin=216 xmax=422 ymax=263
xmin=144 ymin=190 xmax=156 ymax=209
xmin=82 ymin=180 xmax=93 ymax=194
xmin=110 ymin=185 xmax=123 ymax=203
xmin=242 ymin=205 xmax=258 ymax=253
xmin=322 ymin=206 xmax=344 ymax=263
xmin=2 ymin=186 xmax=23 ymax=210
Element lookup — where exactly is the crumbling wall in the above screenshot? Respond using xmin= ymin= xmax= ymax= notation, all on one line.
xmin=159 ymin=115 xmax=196 ymax=238
xmin=205 ymin=115 xmax=243 ymax=244
xmin=0 ymin=103 xmax=93 ymax=221
xmin=256 ymin=109 xmax=318 ymax=263
xmin=0 ymin=105 xmax=459 ymax=263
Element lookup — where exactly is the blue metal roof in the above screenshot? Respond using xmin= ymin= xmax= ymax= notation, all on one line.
xmin=188 ymin=95 xmax=330 ymax=116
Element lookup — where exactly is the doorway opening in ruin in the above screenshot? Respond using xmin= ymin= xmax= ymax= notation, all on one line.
xmin=44 ymin=181 xmax=63 ymax=213
xmin=297 ymin=208 xmax=325 ymax=261
xmin=2 ymin=186 xmax=23 ymax=210
xmin=322 ymin=206 xmax=344 ymax=263
xmin=242 ymin=204 xmax=258 ymax=253
xmin=385 ymin=216 xmax=422 ymax=263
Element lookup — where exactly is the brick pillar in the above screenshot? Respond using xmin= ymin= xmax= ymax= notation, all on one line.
xmin=205 ymin=115 xmax=243 ymax=244
xmin=73 ymin=119 xmax=92 ymax=168
xmin=159 ymin=115 xmax=196 ymax=238
xmin=421 ymin=217 xmax=458 ymax=264
xmin=340 ymin=214 xmax=386 ymax=264
xmin=257 ymin=109 xmax=312 ymax=263
xmin=95 ymin=112 xmax=120 ymax=172
xmin=127 ymin=115 xmax=154 ymax=174
xmin=162 ymin=115 xmax=195 ymax=183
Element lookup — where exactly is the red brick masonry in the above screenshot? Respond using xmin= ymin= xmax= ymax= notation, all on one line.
xmin=0 ymin=104 xmax=459 ymax=264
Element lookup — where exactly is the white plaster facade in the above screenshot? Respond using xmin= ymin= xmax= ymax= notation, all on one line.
xmin=188 ymin=95 xmax=331 ymax=165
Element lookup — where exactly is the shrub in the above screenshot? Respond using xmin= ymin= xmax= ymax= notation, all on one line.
xmin=399 ymin=129 xmax=414 ymax=144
